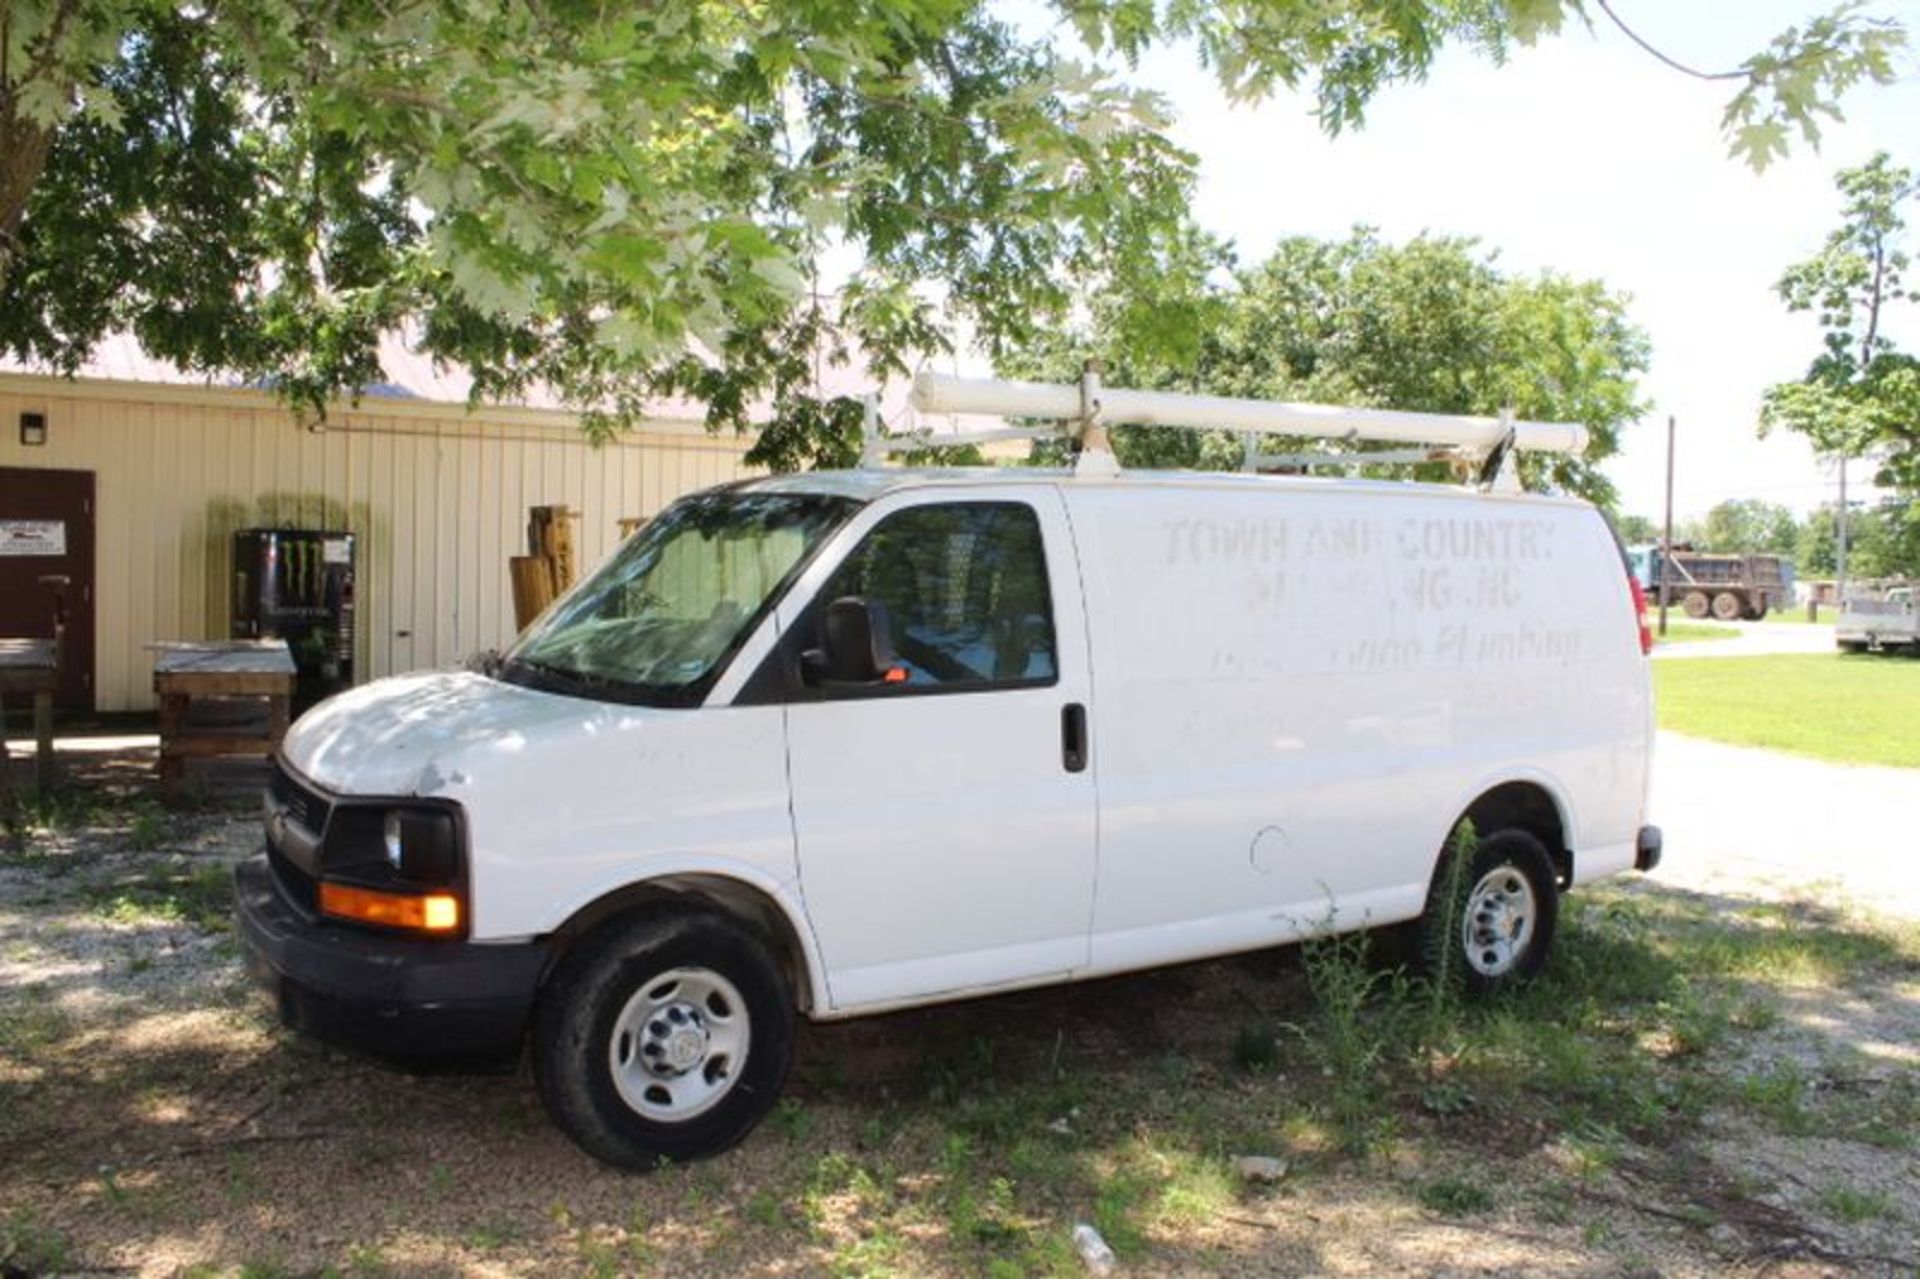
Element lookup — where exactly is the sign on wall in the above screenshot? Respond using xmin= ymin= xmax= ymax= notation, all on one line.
xmin=0 ymin=520 xmax=67 ymax=557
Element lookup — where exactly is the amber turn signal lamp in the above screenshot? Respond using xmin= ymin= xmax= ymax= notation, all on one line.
xmin=319 ymin=882 xmax=461 ymax=934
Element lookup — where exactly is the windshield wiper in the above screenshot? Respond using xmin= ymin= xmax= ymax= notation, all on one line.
xmin=502 ymin=655 xmax=638 ymax=695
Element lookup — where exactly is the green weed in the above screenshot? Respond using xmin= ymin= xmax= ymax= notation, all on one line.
xmin=1299 ymin=924 xmax=1407 ymax=1155
xmin=1738 ymin=1065 xmax=1814 ymax=1136
xmin=770 ymin=1095 xmax=816 ymax=1143
xmin=82 ymin=861 xmax=231 ymax=932
xmin=0 ymin=1211 xmax=72 ymax=1274
xmin=1819 ymin=1184 xmax=1892 ymax=1223
xmin=1415 ymin=1176 xmax=1495 ymax=1216
xmin=1231 ymin=1019 xmax=1282 ymax=1072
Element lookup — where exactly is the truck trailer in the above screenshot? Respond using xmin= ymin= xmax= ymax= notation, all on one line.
xmin=1628 ymin=545 xmax=1794 ymax=621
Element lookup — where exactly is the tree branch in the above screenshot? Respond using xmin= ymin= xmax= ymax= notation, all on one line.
xmin=1594 ymin=0 xmax=1747 ymax=82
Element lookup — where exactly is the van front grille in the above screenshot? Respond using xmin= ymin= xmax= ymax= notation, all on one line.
xmin=269 ymin=758 xmax=331 ymax=837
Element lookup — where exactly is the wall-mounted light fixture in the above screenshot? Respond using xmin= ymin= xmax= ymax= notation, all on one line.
xmin=19 ymin=412 xmax=47 ymax=446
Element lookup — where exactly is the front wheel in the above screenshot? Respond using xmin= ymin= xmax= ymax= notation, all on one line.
xmin=533 ymin=911 xmax=795 ymax=1168
xmin=1417 ymin=829 xmax=1559 ymax=996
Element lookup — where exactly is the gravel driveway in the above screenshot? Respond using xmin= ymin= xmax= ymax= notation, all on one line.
xmin=1649 ymin=728 xmax=1920 ymax=918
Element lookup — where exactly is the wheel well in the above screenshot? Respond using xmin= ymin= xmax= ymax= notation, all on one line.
xmin=1461 ymin=783 xmax=1570 ymax=888
xmin=541 ymin=875 xmax=815 ymax=1014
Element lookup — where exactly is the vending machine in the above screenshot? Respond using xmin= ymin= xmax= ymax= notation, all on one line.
xmin=232 ymin=529 xmax=356 ymax=711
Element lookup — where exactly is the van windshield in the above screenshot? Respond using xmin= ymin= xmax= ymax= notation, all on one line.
xmin=502 ymin=490 xmax=856 ymax=705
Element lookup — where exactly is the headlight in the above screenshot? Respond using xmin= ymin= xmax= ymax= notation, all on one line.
xmin=378 ymin=808 xmax=460 ymax=884
xmin=315 ymin=803 xmax=466 ymax=938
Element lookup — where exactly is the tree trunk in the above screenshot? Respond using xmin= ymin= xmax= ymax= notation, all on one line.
xmin=0 ymin=99 xmax=55 ymax=295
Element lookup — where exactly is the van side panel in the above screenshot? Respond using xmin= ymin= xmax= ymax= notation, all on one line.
xmin=1064 ymin=483 xmax=1649 ymax=974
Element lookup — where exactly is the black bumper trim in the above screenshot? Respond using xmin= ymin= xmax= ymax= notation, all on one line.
xmin=1636 ymin=825 xmax=1663 ymax=873
xmin=234 ymin=852 xmax=546 ymax=1063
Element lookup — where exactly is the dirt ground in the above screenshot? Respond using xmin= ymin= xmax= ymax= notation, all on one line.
xmin=2 ymin=742 xmax=1916 ymax=1278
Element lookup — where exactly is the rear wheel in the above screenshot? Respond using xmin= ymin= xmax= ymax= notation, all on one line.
xmin=1682 ymin=590 xmax=1710 ymax=619
xmin=1417 ymin=829 xmax=1559 ymax=996
xmin=1711 ymin=591 xmax=1744 ymax=621
xmin=533 ymin=911 xmax=794 ymax=1168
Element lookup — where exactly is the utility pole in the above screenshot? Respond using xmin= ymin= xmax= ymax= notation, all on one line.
xmin=1659 ymin=414 xmax=1675 ymax=636
xmin=1836 ymin=454 xmax=1849 ymax=610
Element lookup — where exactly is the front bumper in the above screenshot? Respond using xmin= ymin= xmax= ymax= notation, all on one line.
xmin=234 ymin=852 xmax=546 ymax=1063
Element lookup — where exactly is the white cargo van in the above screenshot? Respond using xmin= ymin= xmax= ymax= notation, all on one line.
xmin=236 ymin=373 xmax=1660 ymax=1168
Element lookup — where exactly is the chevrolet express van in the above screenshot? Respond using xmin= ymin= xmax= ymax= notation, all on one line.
xmin=237 ymin=462 xmax=1660 ymax=1168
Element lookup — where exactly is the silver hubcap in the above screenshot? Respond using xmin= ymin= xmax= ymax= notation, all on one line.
xmin=608 ymin=967 xmax=750 ymax=1122
xmin=1460 ymin=866 xmax=1536 ymax=977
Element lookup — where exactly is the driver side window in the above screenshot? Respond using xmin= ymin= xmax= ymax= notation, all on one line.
xmin=820 ymin=502 xmax=1057 ymax=689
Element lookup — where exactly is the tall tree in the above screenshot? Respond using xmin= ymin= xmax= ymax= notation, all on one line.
xmin=1696 ymin=499 xmax=1801 ymax=555
xmin=1001 ymin=229 xmax=1649 ymax=506
xmin=1762 ymin=153 xmax=1920 ymax=483
xmin=0 ymin=2 xmax=1905 ymax=468
xmin=1795 ymin=500 xmax=1917 ymax=578
xmin=1615 ymin=513 xmax=1660 ymax=544
xmin=1762 ymin=151 xmax=1920 ymax=595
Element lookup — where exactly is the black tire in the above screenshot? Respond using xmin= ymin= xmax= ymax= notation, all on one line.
xmin=1711 ymin=591 xmax=1744 ymax=621
xmin=533 ymin=910 xmax=794 ymax=1168
xmin=1682 ymin=591 xmax=1710 ymax=620
xmin=1416 ymin=828 xmax=1559 ymax=997
xmin=1837 ymin=640 xmax=1868 ymax=654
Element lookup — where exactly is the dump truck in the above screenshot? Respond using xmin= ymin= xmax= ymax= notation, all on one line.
xmin=1837 ymin=585 xmax=1918 ymax=653
xmin=1627 ymin=546 xmax=1794 ymax=621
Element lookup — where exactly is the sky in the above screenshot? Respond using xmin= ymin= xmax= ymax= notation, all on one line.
xmin=1044 ymin=1 xmax=1920 ymax=520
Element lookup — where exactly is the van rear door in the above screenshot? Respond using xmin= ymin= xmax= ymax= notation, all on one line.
xmin=767 ymin=487 xmax=1096 ymax=1011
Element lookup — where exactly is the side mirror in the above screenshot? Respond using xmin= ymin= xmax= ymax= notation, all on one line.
xmin=802 ymin=596 xmax=900 ymax=686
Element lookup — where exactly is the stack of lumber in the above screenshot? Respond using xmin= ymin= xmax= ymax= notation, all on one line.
xmin=509 ymin=505 xmax=580 ymax=631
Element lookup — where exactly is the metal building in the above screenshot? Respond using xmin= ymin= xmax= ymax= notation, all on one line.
xmin=0 ymin=364 xmax=757 ymax=713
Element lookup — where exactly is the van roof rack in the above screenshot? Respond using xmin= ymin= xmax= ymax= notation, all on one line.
xmin=863 ymin=362 xmax=1587 ymax=493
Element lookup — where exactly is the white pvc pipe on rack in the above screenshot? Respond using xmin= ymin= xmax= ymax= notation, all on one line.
xmin=909 ymin=371 xmax=1588 ymax=456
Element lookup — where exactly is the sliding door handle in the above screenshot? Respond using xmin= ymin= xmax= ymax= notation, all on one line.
xmin=1061 ymin=702 xmax=1088 ymax=773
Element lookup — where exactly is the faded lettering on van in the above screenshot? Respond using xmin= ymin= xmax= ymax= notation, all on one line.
xmin=1163 ymin=518 xmax=1289 ymax=565
xmin=1304 ymin=518 xmax=1377 ymax=559
xmin=1397 ymin=517 xmax=1558 ymax=562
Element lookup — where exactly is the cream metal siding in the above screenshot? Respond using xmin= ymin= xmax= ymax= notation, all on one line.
xmin=0 ymin=375 xmax=758 ymax=712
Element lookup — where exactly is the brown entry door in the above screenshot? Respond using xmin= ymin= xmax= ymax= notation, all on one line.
xmin=0 ymin=468 xmax=95 ymax=710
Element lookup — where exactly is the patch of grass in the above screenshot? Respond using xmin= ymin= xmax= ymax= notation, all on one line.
xmin=1737 ymin=1065 xmax=1814 ymax=1136
xmin=747 ymin=1189 xmax=788 ymax=1231
xmin=1090 ymin=1169 xmax=1153 ymax=1259
xmin=1415 ymin=1175 xmax=1495 ymax=1216
xmin=0 ymin=997 xmax=75 ymax=1059
xmin=1653 ymin=621 xmax=1740 ymax=644
xmin=1152 ymin=1153 xmax=1235 ymax=1227
xmin=0 ymin=1211 xmax=72 ymax=1274
xmin=126 ymin=801 xmax=169 ymax=851
xmin=1653 ymin=654 xmax=1920 ymax=768
xmin=462 ymin=1218 xmax=522 ymax=1251
xmin=81 ymin=860 xmax=231 ymax=932
xmin=769 ymin=1096 xmax=816 ymax=1143
xmin=1231 ymin=1019 xmax=1282 ymax=1072
xmin=1299 ymin=925 xmax=1408 ymax=1155
xmin=1818 ymin=1184 xmax=1892 ymax=1223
